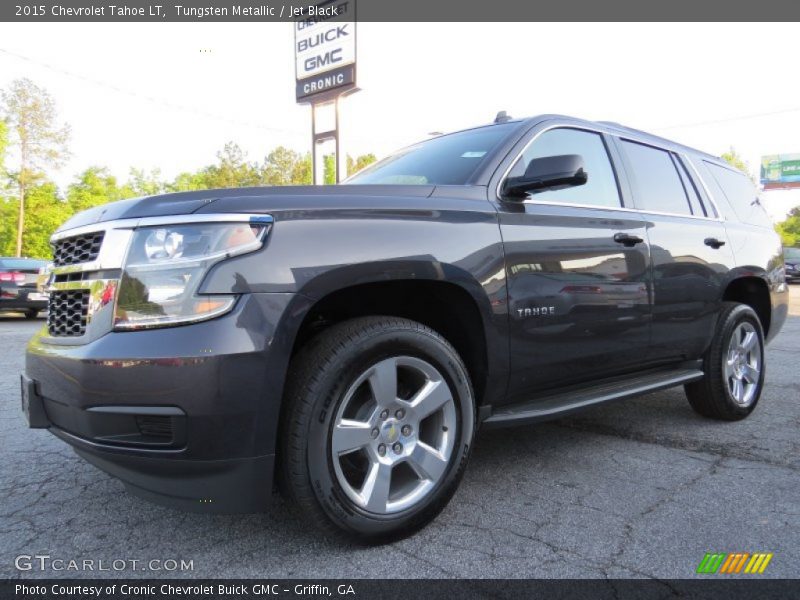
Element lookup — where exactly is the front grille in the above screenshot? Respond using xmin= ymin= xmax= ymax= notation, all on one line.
xmin=47 ymin=291 xmax=90 ymax=337
xmin=53 ymin=232 xmax=104 ymax=267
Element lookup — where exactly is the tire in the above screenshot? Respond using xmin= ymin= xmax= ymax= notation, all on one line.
xmin=685 ymin=302 xmax=766 ymax=421
xmin=279 ymin=316 xmax=476 ymax=543
xmin=24 ymin=309 xmax=39 ymax=319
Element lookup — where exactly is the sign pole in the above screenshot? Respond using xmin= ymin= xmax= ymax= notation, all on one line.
xmin=335 ymin=96 xmax=341 ymax=183
xmin=294 ymin=0 xmax=358 ymax=185
xmin=311 ymin=103 xmax=318 ymax=185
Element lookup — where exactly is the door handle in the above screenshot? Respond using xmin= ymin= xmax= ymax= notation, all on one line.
xmin=704 ymin=237 xmax=726 ymax=249
xmin=613 ymin=233 xmax=644 ymax=247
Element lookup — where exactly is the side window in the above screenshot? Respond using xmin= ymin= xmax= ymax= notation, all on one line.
xmin=620 ymin=140 xmax=692 ymax=215
xmin=704 ymin=162 xmax=772 ymax=228
xmin=508 ymin=128 xmax=622 ymax=208
xmin=673 ymin=155 xmax=707 ymax=217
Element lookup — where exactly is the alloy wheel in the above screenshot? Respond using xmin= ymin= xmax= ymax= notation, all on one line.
xmin=330 ymin=356 xmax=457 ymax=515
xmin=723 ymin=322 xmax=762 ymax=407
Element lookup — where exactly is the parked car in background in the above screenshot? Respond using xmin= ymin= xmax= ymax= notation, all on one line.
xmin=784 ymin=247 xmax=800 ymax=282
xmin=0 ymin=258 xmax=49 ymax=318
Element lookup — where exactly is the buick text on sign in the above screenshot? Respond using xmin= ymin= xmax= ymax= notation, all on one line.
xmin=294 ymin=0 xmax=356 ymax=101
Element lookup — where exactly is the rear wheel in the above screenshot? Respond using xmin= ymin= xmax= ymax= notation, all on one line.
xmin=685 ymin=302 xmax=765 ymax=420
xmin=23 ymin=309 xmax=39 ymax=320
xmin=280 ymin=316 xmax=475 ymax=542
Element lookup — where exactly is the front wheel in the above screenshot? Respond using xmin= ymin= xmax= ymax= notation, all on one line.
xmin=685 ymin=302 xmax=765 ymax=421
xmin=279 ymin=316 xmax=475 ymax=542
xmin=23 ymin=309 xmax=39 ymax=320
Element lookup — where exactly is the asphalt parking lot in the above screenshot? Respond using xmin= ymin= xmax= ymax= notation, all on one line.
xmin=1 ymin=287 xmax=798 ymax=580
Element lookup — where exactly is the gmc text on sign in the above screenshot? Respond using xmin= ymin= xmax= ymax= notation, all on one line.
xmin=294 ymin=1 xmax=356 ymax=102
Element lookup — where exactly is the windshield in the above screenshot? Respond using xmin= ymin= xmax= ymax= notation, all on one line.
xmin=785 ymin=248 xmax=800 ymax=260
xmin=346 ymin=122 xmax=520 ymax=185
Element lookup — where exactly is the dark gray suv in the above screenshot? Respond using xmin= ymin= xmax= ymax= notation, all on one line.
xmin=22 ymin=115 xmax=788 ymax=541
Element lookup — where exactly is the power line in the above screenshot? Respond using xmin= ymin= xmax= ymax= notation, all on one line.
xmin=0 ymin=47 xmax=307 ymax=137
xmin=0 ymin=47 xmax=415 ymax=148
xmin=654 ymin=107 xmax=800 ymax=131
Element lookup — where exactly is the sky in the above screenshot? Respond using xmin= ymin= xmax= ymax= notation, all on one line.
xmin=1 ymin=22 xmax=799 ymax=221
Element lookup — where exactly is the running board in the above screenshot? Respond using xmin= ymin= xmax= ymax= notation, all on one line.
xmin=482 ymin=367 xmax=704 ymax=429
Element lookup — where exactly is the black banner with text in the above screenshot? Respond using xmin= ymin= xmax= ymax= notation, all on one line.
xmin=3 ymin=579 xmax=800 ymax=600
xmin=3 ymin=0 xmax=800 ymax=22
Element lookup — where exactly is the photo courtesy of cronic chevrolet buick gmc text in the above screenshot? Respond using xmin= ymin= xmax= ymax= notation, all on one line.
xmin=21 ymin=115 xmax=788 ymax=542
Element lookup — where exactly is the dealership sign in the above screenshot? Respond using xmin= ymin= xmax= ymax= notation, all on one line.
xmin=295 ymin=0 xmax=356 ymax=102
xmin=761 ymin=154 xmax=800 ymax=189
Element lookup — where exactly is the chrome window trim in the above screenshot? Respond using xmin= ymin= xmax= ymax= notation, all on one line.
xmin=682 ymin=156 xmax=725 ymax=220
xmin=495 ymin=122 xmax=724 ymax=223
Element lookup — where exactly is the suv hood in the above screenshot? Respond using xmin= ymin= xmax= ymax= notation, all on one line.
xmin=56 ymin=185 xmax=437 ymax=232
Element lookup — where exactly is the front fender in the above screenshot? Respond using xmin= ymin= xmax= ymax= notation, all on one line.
xmin=197 ymin=202 xmax=510 ymax=404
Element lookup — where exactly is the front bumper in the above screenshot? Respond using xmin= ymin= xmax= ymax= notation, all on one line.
xmin=22 ymin=292 xmax=306 ymax=513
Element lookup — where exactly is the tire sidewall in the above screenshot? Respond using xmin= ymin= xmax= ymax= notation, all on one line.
xmin=304 ymin=328 xmax=475 ymax=538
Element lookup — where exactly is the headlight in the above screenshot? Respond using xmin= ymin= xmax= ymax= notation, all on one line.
xmin=114 ymin=217 xmax=271 ymax=330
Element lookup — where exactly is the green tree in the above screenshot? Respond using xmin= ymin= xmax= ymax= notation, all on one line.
xmin=777 ymin=207 xmax=800 ymax=247
xmin=262 ymin=146 xmax=308 ymax=186
xmin=0 ymin=181 xmax=69 ymax=258
xmin=291 ymin=152 xmax=312 ymax=185
xmin=1 ymin=78 xmax=70 ymax=256
xmin=0 ymin=199 xmax=16 ymax=255
xmin=200 ymin=142 xmax=261 ymax=189
xmin=0 ymin=119 xmax=8 ymax=185
xmin=19 ymin=182 xmax=70 ymax=258
xmin=125 ymin=167 xmax=164 ymax=197
xmin=721 ymin=147 xmax=752 ymax=179
xmin=320 ymin=153 xmax=377 ymax=183
xmin=167 ymin=170 xmax=209 ymax=192
xmin=347 ymin=153 xmax=377 ymax=177
xmin=66 ymin=166 xmax=131 ymax=213
xmin=0 ymin=119 xmax=10 ymax=205
xmin=323 ymin=154 xmax=337 ymax=184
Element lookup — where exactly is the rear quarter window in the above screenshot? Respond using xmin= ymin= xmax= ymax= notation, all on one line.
xmin=703 ymin=161 xmax=772 ymax=228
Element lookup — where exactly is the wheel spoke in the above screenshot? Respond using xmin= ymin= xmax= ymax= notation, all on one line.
xmin=332 ymin=419 xmax=373 ymax=454
xmin=731 ymin=377 xmax=744 ymax=402
xmin=409 ymin=379 xmax=452 ymax=420
xmin=742 ymin=364 xmax=759 ymax=385
xmin=368 ymin=358 xmax=398 ymax=406
xmin=407 ymin=441 xmax=448 ymax=482
xmin=740 ymin=331 xmax=757 ymax=353
xmin=361 ymin=461 xmax=393 ymax=512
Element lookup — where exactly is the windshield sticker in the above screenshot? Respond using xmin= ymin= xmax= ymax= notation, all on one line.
xmin=461 ymin=151 xmax=487 ymax=158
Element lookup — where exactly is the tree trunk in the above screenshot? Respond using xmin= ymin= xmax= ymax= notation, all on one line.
xmin=15 ymin=184 xmax=24 ymax=257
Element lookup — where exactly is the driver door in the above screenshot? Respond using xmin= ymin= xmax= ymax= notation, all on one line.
xmin=496 ymin=126 xmax=653 ymax=397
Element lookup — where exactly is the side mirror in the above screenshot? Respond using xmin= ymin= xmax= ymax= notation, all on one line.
xmin=502 ymin=154 xmax=588 ymax=200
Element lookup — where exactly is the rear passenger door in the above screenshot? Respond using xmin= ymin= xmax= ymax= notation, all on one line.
xmin=495 ymin=126 xmax=652 ymax=397
xmin=613 ymin=139 xmax=736 ymax=362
